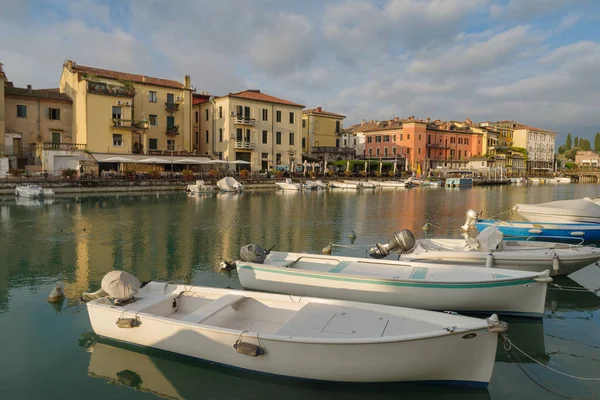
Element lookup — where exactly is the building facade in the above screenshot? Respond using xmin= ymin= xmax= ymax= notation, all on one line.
xmin=575 ymin=150 xmax=600 ymax=166
xmin=0 ymin=64 xmax=5 ymax=156
xmin=197 ymin=90 xmax=304 ymax=172
xmin=301 ymin=107 xmax=350 ymax=161
xmin=512 ymin=124 xmax=557 ymax=173
xmin=59 ymin=59 xmax=193 ymax=155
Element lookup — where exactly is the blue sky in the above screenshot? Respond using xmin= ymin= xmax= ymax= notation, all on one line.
xmin=1 ymin=0 xmax=599 ymax=143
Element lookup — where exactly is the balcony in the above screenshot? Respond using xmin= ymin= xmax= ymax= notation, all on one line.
xmin=88 ymin=82 xmax=135 ymax=97
xmin=233 ymin=115 xmax=255 ymax=126
xmin=166 ymin=125 xmax=179 ymax=136
xmin=233 ymin=141 xmax=256 ymax=149
xmin=112 ymin=119 xmax=149 ymax=130
xmin=165 ymin=102 xmax=180 ymax=112
xmin=36 ymin=142 xmax=87 ymax=151
xmin=312 ymin=146 xmax=355 ymax=154
xmin=427 ymin=143 xmax=450 ymax=149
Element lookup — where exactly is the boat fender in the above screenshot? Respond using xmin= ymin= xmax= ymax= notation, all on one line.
xmin=486 ymin=253 xmax=494 ymax=268
xmin=48 ymin=283 xmax=65 ymax=303
xmin=322 ymin=243 xmax=333 ymax=254
xmin=349 ymin=230 xmax=356 ymax=240
xmin=486 ymin=314 xmax=508 ymax=333
xmin=552 ymin=254 xmax=560 ymax=273
xmin=116 ymin=317 xmax=141 ymax=328
xmin=570 ymin=231 xmax=585 ymax=237
xmin=234 ymin=342 xmax=264 ymax=357
xmin=219 ymin=260 xmax=236 ymax=271
xmin=528 ymin=229 xmax=542 ymax=234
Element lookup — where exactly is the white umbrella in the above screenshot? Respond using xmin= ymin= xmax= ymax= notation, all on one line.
xmin=346 ymin=160 xmax=350 ymax=172
xmin=101 ymin=156 xmax=136 ymax=163
xmin=138 ymin=157 xmax=167 ymax=163
xmin=312 ymin=162 xmax=315 ymax=172
xmin=393 ymin=158 xmax=397 ymax=174
xmin=364 ymin=161 xmax=368 ymax=173
xmin=303 ymin=160 xmax=308 ymax=176
xmin=379 ymin=159 xmax=383 ymax=173
xmin=174 ymin=158 xmax=209 ymax=164
xmin=228 ymin=160 xmax=251 ymax=164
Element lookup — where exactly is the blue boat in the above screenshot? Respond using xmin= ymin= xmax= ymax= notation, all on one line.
xmin=473 ymin=219 xmax=600 ymax=242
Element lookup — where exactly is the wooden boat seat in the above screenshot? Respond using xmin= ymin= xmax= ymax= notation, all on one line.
xmin=180 ymin=294 xmax=244 ymax=324
xmin=125 ymin=293 xmax=178 ymax=313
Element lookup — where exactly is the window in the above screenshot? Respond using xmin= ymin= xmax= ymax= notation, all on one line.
xmin=149 ymin=138 xmax=158 ymax=150
xmin=195 ymin=111 xmax=199 ymax=123
xmin=48 ymin=108 xmax=60 ymax=120
xmin=276 ymin=110 xmax=281 ymax=122
xmin=206 ymin=130 xmax=209 ymax=144
xmin=244 ymin=129 xmax=250 ymax=142
xmin=262 ymin=109 xmax=268 ymax=121
xmin=369 ymin=149 xmax=372 ymax=157
xmin=407 ymin=134 xmax=410 ymax=140
xmin=376 ymin=148 xmax=380 ymax=156
xmin=167 ymin=116 xmax=175 ymax=128
xmin=205 ymin=109 xmax=209 ymax=121
xmin=335 ymin=121 xmax=340 ymax=133
xmin=219 ymin=106 xmax=223 ymax=119
xmin=400 ymin=134 xmax=403 ymax=141
xmin=261 ymin=152 xmax=269 ymax=159
xmin=262 ymin=130 xmax=268 ymax=144
xmin=289 ymin=132 xmax=294 ymax=146
xmin=465 ymin=138 xmax=469 ymax=145
xmin=392 ymin=147 xmax=396 ymax=155
xmin=276 ymin=132 xmax=282 ymax=145
xmin=428 ymin=135 xmax=431 ymax=144
xmin=393 ymin=135 xmax=396 ymax=141
xmin=195 ymin=132 xmax=199 ymax=147
xmin=289 ymin=112 xmax=294 ymax=124
xmin=219 ymin=128 xmax=223 ymax=142
xmin=302 ymin=138 xmax=306 ymax=148
xmin=458 ymin=138 xmax=463 ymax=144
xmin=406 ymin=148 xmax=410 ymax=154
xmin=149 ymin=91 xmax=157 ymax=102
xmin=112 ymin=106 xmax=122 ymax=123
xmin=367 ymin=136 xmax=372 ymax=143
xmin=383 ymin=135 xmax=390 ymax=142
xmin=384 ymin=148 xmax=388 ymax=157
xmin=418 ymin=134 xmax=421 ymax=140
xmin=375 ymin=136 xmax=382 ymax=143
xmin=149 ymin=115 xmax=158 ymax=126
xmin=276 ymin=153 xmax=281 ymax=165
xmin=236 ymin=128 xmax=243 ymax=141
xmin=167 ymin=139 xmax=175 ymax=151
xmin=112 ymin=134 xmax=123 ymax=147
xmin=16 ymin=105 xmax=27 ymax=118
xmin=51 ymin=132 xmax=61 ymax=144
xmin=336 ymin=138 xmax=340 ymax=147
xmin=167 ymin=93 xmax=174 ymax=103
xmin=302 ymin=119 xmax=306 ymax=128
xmin=418 ymin=148 xmax=421 ymax=154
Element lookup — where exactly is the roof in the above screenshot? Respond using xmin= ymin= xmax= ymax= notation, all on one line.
xmin=70 ymin=63 xmax=185 ymax=89
xmin=513 ymin=124 xmax=557 ymax=134
xmin=224 ymin=89 xmax=304 ymax=108
xmin=5 ymin=86 xmax=72 ymax=102
xmin=302 ymin=108 xmax=345 ymax=118
xmin=192 ymin=93 xmax=210 ymax=105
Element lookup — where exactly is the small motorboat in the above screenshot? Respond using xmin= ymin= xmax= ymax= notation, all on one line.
xmin=445 ymin=177 xmax=473 ymax=187
xmin=346 ymin=180 xmax=376 ymax=188
xmin=15 ymin=184 xmax=54 ymax=198
xmin=234 ymin=245 xmax=550 ymax=317
xmin=371 ymin=225 xmax=600 ymax=276
xmin=186 ymin=180 xmax=213 ymax=194
xmin=330 ymin=181 xmax=362 ymax=189
xmin=216 ymin=177 xmax=244 ymax=192
xmin=275 ymin=178 xmax=302 ymax=191
xmin=304 ymin=180 xmax=328 ymax=190
xmin=513 ymin=197 xmax=600 ymax=223
xmin=369 ymin=180 xmax=412 ymax=188
xmin=84 ymin=271 xmax=505 ymax=386
xmin=510 ymin=177 xmax=528 ymax=184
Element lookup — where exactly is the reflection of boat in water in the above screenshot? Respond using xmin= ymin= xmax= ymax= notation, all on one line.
xmin=546 ymin=275 xmax=600 ymax=314
xmin=87 ymin=338 xmax=490 ymax=400
xmin=494 ymin=317 xmax=548 ymax=364
xmin=15 ymin=197 xmax=55 ymax=207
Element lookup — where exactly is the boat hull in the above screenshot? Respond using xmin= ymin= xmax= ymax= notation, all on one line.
xmin=275 ymin=183 xmax=302 ymax=191
xmin=475 ymin=220 xmax=600 ymax=243
xmin=237 ymin=264 xmax=547 ymax=317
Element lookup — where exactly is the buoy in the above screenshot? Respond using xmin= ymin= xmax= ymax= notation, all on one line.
xmin=116 ymin=317 xmax=141 ymax=328
xmin=322 ymin=243 xmax=333 ymax=254
xmin=349 ymin=230 xmax=356 ymax=240
xmin=234 ymin=341 xmax=264 ymax=357
xmin=422 ymin=222 xmax=431 ymax=231
xmin=486 ymin=253 xmax=494 ymax=268
xmin=47 ymin=283 xmax=65 ymax=303
xmin=552 ymin=254 xmax=560 ymax=273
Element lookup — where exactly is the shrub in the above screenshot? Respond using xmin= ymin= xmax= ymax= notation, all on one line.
xmin=375 ymin=171 xmax=382 ymax=177
xmin=182 ymin=169 xmax=195 ymax=181
xmin=327 ymin=169 xmax=334 ymax=177
xmin=308 ymin=171 xmax=316 ymax=179
xmin=124 ymin=170 xmax=136 ymax=181
xmin=344 ymin=170 xmax=353 ymax=177
xmin=148 ymin=168 xmax=161 ymax=179
xmin=61 ymin=168 xmax=77 ymax=180
xmin=239 ymin=169 xmax=250 ymax=179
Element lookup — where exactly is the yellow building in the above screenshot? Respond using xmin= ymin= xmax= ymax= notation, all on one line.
xmin=301 ymin=107 xmax=346 ymax=154
xmin=59 ymin=59 xmax=193 ymax=154
xmin=197 ymin=89 xmax=304 ymax=172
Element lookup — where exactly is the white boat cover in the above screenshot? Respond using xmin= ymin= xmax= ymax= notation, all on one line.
xmin=101 ymin=271 xmax=140 ymax=301
xmin=217 ymin=177 xmax=242 ymax=190
xmin=475 ymin=225 xmax=504 ymax=251
xmin=514 ymin=198 xmax=600 ymax=220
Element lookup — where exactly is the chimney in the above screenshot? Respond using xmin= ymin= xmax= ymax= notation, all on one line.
xmin=27 ymin=84 xmax=32 ymax=92
xmin=316 ymin=106 xmax=322 ymax=112
xmin=184 ymin=75 xmax=191 ymax=89
xmin=426 ymin=117 xmax=430 ymax=123
xmin=408 ymin=116 xmax=414 ymax=121
xmin=0 ymin=63 xmax=3 ymax=73
xmin=361 ymin=119 xmax=365 ymax=125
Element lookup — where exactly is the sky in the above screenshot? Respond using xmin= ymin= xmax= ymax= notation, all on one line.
xmin=1 ymin=0 xmax=599 ymax=144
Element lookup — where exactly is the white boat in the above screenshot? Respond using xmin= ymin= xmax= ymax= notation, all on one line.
xmin=330 ymin=181 xmax=362 ymax=189
xmin=369 ymin=179 xmax=412 ymax=188
xmin=547 ymin=177 xmax=571 ymax=183
xmin=445 ymin=177 xmax=473 ymax=187
xmin=378 ymin=227 xmax=600 ymax=276
xmin=186 ymin=180 xmax=213 ymax=194
xmin=275 ymin=178 xmax=302 ymax=191
xmin=346 ymin=180 xmax=375 ymax=188
xmin=304 ymin=180 xmax=328 ymax=190
xmin=513 ymin=197 xmax=600 ymax=223
xmin=528 ymin=177 xmax=541 ymax=184
xmin=510 ymin=177 xmax=528 ymax=184
xmin=235 ymin=246 xmax=550 ymax=317
xmin=15 ymin=184 xmax=54 ymax=198
xmin=216 ymin=177 xmax=243 ymax=192
xmin=85 ymin=271 xmax=505 ymax=386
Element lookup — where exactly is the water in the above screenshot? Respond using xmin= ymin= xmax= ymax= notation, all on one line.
xmin=0 ymin=184 xmax=599 ymax=399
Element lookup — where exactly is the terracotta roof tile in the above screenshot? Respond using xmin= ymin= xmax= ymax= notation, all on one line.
xmin=5 ymin=86 xmax=72 ymax=102
xmin=302 ymin=108 xmax=345 ymax=118
xmin=513 ymin=124 xmax=557 ymax=133
xmin=71 ymin=64 xmax=184 ymax=89
xmin=225 ymin=90 xmax=304 ymax=108
xmin=192 ymin=93 xmax=210 ymax=105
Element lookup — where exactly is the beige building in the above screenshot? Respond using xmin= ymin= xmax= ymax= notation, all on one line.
xmin=196 ymin=89 xmax=304 ymax=172
xmin=0 ymin=64 xmax=5 ymax=156
xmin=513 ymin=123 xmax=557 ymax=173
xmin=60 ymin=59 xmax=193 ymax=154
xmin=301 ymin=107 xmax=347 ymax=160
xmin=575 ymin=150 xmax=600 ymax=166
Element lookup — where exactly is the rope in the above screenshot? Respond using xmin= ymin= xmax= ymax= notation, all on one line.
xmin=501 ymin=334 xmax=600 ymax=381
xmin=329 ymin=243 xmax=376 ymax=249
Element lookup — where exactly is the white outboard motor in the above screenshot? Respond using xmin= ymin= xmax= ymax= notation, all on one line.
xmin=240 ymin=244 xmax=267 ymax=264
xmin=461 ymin=209 xmax=480 ymax=232
xmin=369 ymin=230 xmax=416 ymax=259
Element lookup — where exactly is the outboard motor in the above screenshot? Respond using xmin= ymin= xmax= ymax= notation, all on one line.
xmin=368 ymin=230 xmax=416 ymax=259
xmin=460 ymin=209 xmax=480 ymax=232
xmin=239 ymin=244 xmax=267 ymax=264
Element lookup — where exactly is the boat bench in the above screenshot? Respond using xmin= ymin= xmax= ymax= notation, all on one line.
xmin=125 ymin=293 xmax=179 ymax=313
xmin=180 ymin=294 xmax=244 ymax=324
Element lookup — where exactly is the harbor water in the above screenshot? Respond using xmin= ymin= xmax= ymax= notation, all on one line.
xmin=0 ymin=184 xmax=599 ymax=399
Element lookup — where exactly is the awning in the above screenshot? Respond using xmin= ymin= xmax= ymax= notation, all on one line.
xmin=93 ymin=153 xmax=212 ymax=164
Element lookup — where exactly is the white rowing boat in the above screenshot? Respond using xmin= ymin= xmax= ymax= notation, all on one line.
xmin=234 ymin=246 xmax=550 ymax=317
xmin=84 ymin=271 xmax=505 ymax=386
xmin=513 ymin=197 xmax=600 ymax=223
xmin=275 ymin=178 xmax=303 ymax=191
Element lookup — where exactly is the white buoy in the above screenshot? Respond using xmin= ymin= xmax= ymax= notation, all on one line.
xmin=552 ymin=254 xmax=560 ymax=273
xmin=486 ymin=253 xmax=494 ymax=268
xmin=48 ymin=283 xmax=65 ymax=303
xmin=349 ymin=230 xmax=356 ymax=240
xmin=322 ymin=243 xmax=333 ymax=254
xmin=422 ymin=222 xmax=431 ymax=231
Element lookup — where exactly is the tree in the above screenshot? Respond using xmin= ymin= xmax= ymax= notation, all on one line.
xmin=566 ymin=133 xmax=572 ymax=150
xmin=595 ymin=133 xmax=600 ymax=152
xmin=580 ymin=139 xmax=591 ymax=151
xmin=564 ymin=147 xmax=581 ymax=160
xmin=574 ymin=136 xmax=579 ymax=148
xmin=558 ymin=145 xmax=566 ymax=154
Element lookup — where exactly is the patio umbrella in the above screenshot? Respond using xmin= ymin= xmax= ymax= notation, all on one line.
xmin=346 ymin=160 xmax=350 ymax=172
xmin=393 ymin=158 xmax=397 ymax=174
xmin=138 ymin=157 xmax=167 ymax=164
xmin=101 ymin=156 xmax=136 ymax=163
xmin=379 ymin=159 xmax=383 ymax=173
xmin=364 ymin=161 xmax=368 ymax=173
xmin=228 ymin=160 xmax=251 ymax=164
xmin=303 ymin=160 xmax=307 ymax=176
xmin=174 ymin=158 xmax=208 ymax=164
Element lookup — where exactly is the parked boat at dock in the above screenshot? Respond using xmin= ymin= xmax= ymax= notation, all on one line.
xmin=84 ymin=271 xmax=505 ymax=386
xmin=275 ymin=178 xmax=302 ymax=191
xmin=471 ymin=219 xmax=600 ymax=243
xmin=513 ymin=197 xmax=600 ymax=223
xmin=368 ymin=179 xmax=411 ymax=188
xmin=304 ymin=180 xmax=328 ymax=190
xmin=330 ymin=181 xmax=362 ymax=189
xmin=216 ymin=177 xmax=244 ymax=192
xmin=15 ymin=184 xmax=55 ymax=198
xmin=186 ymin=180 xmax=213 ymax=194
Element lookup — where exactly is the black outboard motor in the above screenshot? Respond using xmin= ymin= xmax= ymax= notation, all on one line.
xmin=368 ymin=230 xmax=416 ymax=259
xmin=240 ymin=244 xmax=267 ymax=264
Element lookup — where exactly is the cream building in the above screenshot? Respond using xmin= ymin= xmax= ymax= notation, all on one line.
xmin=60 ymin=59 xmax=193 ymax=154
xmin=197 ymin=90 xmax=304 ymax=172
xmin=0 ymin=64 xmax=5 ymax=156
xmin=513 ymin=124 xmax=557 ymax=173
xmin=301 ymin=107 xmax=347 ymax=160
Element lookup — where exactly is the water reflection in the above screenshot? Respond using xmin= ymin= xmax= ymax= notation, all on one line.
xmin=85 ymin=338 xmax=490 ymax=400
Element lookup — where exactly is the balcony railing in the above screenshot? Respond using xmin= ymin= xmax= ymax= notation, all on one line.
xmin=427 ymin=143 xmax=450 ymax=149
xmin=88 ymin=82 xmax=135 ymax=97
xmin=165 ymin=102 xmax=180 ymax=112
xmin=36 ymin=142 xmax=87 ymax=151
xmin=233 ymin=141 xmax=256 ymax=149
xmin=166 ymin=125 xmax=179 ymax=135
xmin=112 ymin=119 xmax=149 ymax=130
xmin=233 ymin=115 xmax=255 ymax=125
xmin=312 ymin=146 xmax=355 ymax=154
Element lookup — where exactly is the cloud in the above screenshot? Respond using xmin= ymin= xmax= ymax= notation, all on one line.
xmin=490 ymin=0 xmax=588 ymax=19
xmin=559 ymin=13 xmax=582 ymax=30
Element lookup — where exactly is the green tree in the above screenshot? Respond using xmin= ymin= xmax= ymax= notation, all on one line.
xmin=595 ymin=133 xmax=600 ymax=152
xmin=558 ymin=145 xmax=566 ymax=154
xmin=564 ymin=147 xmax=581 ymax=160
xmin=580 ymin=139 xmax=591 ymax=151
xmin=574 ymin=136 xmax=579 ymax=148
xmin=566 ymin=133 xmax=572 ymax=150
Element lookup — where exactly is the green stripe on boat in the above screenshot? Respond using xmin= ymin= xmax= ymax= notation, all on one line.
xmin=493 ymin=274 xmax=512 ymax=279
xmin=328 ymin=261 xmax=350 ymax=274
xmin=238 ymin=265 xmax=537 ymax=289
xmin=410 ymin=267 xmax=428 ymax=280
